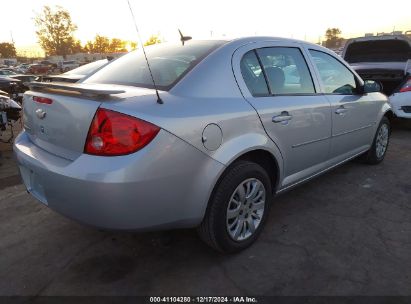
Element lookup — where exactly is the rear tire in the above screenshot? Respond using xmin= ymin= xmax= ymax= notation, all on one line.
xmin=361 ymin=116 xmax=390 ymax=165
xmin=198 ymin=161 xmax=272 ymax=253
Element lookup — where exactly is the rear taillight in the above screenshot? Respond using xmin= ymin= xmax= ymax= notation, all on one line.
xmin=33 ymin=96 xmax=53 ymax=104
xmin=84 ymin=108 xmax=160 ymax=156
xmin=399 ymin=77 xmax=411 ymax=93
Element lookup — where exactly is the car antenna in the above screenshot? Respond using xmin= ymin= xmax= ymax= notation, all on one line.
xmin=178 ymin=29 xmax=192 ymax=46
xmin=126 ymin=0 xmax=163 ymax=104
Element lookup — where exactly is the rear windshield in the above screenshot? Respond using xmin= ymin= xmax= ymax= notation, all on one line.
xmin=83 ymin=40 xmax=225 ymax=90
xmin=344 ymin=39 xmax=411 ymax=63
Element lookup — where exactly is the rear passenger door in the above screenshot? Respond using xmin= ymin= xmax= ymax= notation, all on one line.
xmin=307 ymin=49 xmax=378 ymax=161
xmin=233 ymin=42 xmax=332 ymax=188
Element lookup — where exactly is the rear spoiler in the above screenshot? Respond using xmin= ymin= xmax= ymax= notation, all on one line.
xmin=26 ymin=82 xmax=125 ymax=97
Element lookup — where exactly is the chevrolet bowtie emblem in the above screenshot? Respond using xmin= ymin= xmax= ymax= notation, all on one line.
xmin=35 ymin=109 xmax=46 ymax=119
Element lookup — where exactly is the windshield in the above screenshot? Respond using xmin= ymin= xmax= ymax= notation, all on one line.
xmin=83 ymin=40 xmax=225 ymax=90
xmin=345 ymin=39 xmax=411 ymax=63
xmin=65 ymin=59 xmax=108 ymax=76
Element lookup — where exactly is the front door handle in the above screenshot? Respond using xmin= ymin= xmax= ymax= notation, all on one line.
xmin=335 ymin=107 xmax=348 ymax=115
xmin=272 ymin=111 xmax=293 ymax=123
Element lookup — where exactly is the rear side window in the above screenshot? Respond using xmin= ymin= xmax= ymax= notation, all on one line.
xmin=256 ymin=47 xmax=315 ymax=95
xmin=84 ymin=40 xmax=225 ymax=91
xmin=310 ymin=50 xmax=357 ymax=95
xmin=240 ymin=47 xmax=315 ymax=96
xmin=240 ymin=51 xmax=269 ymax=96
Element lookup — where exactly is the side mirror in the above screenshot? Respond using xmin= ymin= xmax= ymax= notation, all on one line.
xmin=363 ymin=80 xmax=382 ymax=93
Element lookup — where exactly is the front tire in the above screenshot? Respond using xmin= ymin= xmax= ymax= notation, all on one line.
xmin=198 ymin=161 xmax=272 ymax=253
xmin=362 ymin=116 xmax=391 ymax=165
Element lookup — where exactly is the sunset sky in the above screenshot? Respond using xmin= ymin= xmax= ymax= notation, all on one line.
xmin=1 ymin=0 xmax=410 ymax=56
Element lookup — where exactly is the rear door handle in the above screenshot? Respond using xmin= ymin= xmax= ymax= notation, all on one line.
xmin=335 ymin=107 xmax=348 ymax=115
xmin=272 ymin=111 xmax=293 ymax=123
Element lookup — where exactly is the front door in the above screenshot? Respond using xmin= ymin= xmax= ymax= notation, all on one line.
xmin=308 ymin=49 xmax=379 ymax=161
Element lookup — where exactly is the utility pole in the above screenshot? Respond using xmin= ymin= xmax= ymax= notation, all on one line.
xmin=10 ymin=31 xmax=15 ymax=45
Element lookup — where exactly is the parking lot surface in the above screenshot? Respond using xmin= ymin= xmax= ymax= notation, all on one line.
xmin=0 ymin=121 xmax=410 ymax=296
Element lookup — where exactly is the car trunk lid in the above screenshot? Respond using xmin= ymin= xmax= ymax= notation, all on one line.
xmin=343 ymin=37 xmax=411 ymax=63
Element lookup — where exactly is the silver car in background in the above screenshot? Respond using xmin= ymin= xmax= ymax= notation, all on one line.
xmin=14 ymin=37 xmax=392 ymax=252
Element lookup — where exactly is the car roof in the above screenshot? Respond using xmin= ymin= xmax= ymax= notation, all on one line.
xmin=228 ymin=36 xmax=312 ymax=44
xmin=214 ymin=36 xmax=329 ymax=54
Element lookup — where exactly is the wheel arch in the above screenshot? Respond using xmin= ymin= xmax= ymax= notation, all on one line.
xmin=213 ymin=148 xmax=282 ymax=200
xmin=198 ymin=147 xmax=281 ymax=230
xmin=384 ymin=109 xmax=395 ymax=127
xmin=230 ymin=149 xmax=280 ymax=194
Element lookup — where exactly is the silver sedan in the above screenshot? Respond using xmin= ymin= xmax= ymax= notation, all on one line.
xmin=14 ymin=37 xmax=392 ymax=252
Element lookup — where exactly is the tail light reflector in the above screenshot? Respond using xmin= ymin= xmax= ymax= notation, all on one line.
xmin=84 ymin=108 xmax=160 ymax=156
xmin=33 ymin=96 xmax=53 ymax=104
xmin=399 ymin=77 xmax=411 ymax=93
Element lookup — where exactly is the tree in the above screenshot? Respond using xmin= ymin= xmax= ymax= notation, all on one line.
xmin=68 ymin=38 xmax=84 ymax=54
xmin=130 ymin=41 xmax=138 ymax=50
xmin=0 ymin=42 xmax=17 ymax=58
xmin=108 ymin=38 xmax=127 ymax=53
xmin=85 ymin=36 xmax=130 ymax=53
xmin=84 ymin=35 xmax=109 ymax=53
xmin=325 ymin=28 xmax=342 ymax=48
xmin=92 ymin=35 xmax=110 ymax=53
xmin=144 ymin=35 xmax=161 ymax=46
xmin=34 ymin=6 xmax=78 ymax=57
xmin=84 ymin=40 xmax=94 ymax=53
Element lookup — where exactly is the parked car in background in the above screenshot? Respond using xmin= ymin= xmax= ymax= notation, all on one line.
xmin=0 ymin=71 xmax=37 ymax=101
xmin=0 ymin=77 xmax=21 ymax=100
xmin=342 ymin=35 xmax=411 ymax=119
xmin=8 ymin=74 xmax=39 ymax=98
xmin=41 ymin=59 xmax=109 ymax=83
xmin=27 ymin=64 xmax=51 ymax=75
xmin=60 ymin=60 xmax=80 ymax=72
xmin=15 ymin=63 xmax=30 ymax=74
xmin=40 ymin=60 xmax=56 ymax=67
xmin=0 ymin=69 xmax=18 ymax=77
xmin=15 ymin=37 xmax=392 ymax=252
xmin=9 ymin=74 xmax=38 ymax=83
xmin=39 ymin=60 xmax=58 ymax=72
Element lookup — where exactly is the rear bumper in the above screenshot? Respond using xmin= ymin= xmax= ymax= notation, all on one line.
xmin=390 ymin=92 xmax=411 ymax=119
xmin=13 ymin=130 xmax=224 ymax=231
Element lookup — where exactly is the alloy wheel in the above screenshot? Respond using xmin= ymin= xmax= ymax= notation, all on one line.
xmin=376 ymin=123 xmax=389 ymax=159
xmin=226 ymin=178 xmax=266 ymax=241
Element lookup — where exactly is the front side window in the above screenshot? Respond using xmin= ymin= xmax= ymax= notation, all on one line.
xmin=309 ymin=50 xmax=358 ymax=94
xmin=84 ymin=40 xmax=225 ymax=90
